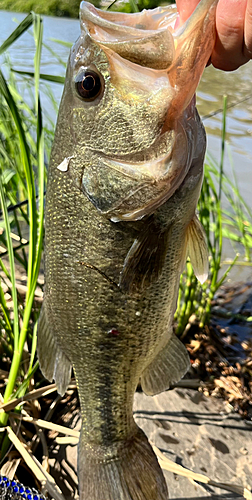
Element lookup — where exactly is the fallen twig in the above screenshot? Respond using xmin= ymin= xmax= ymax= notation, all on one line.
xmin=12 ymin=412 xmax=79 ymax=438
xmin=0 ymin=383 xmax=76 ymax=413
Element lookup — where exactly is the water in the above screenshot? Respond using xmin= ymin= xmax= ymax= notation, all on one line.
xmin=0 ymin=9 xmax=252 ymax=283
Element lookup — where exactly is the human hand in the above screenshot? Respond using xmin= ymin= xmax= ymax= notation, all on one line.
xmin=176 ymin=0 xmax=252 ymax=71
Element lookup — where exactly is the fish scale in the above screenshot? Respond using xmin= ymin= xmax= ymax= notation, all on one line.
xmin=37 ymin=1 xmax=218 ymax=498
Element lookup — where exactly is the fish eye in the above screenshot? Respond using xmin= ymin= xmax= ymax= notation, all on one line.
xmin=75 ymin=69 xmax=103 ymax=101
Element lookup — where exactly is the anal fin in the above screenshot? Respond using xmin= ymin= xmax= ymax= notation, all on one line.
xmin=141 ymin=334 xmax=190 ymax=396
xmin=37 ymin=305 xmax=72 ymax=396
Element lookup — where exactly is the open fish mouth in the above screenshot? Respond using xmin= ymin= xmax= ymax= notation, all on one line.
xmin=80 ymin=0 xmax=218 ymax=116
xmin=79 ymin=0 xmax=218 ymax=221
xmin=80 ymin=1 xmax=177 ymax=70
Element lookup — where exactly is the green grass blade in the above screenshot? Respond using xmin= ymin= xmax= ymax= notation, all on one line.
xmin=13 ymin=15 xmax=45 ymax=391
xmin=0 ymin=69 xmax=37 ymax=297
xmin=28 ymin=322 xmax=38 ymax=375
xmin=0 ymin=257 xmax=11 ymax=281
xmin=0 ymin=178 xmax=19 ymax=350
xmin=33 ymin=13 xmax=43 ymax=110
xmin=216 ymin=254 xmax=239 ymax=289
xmin=33 ymin=11 xmax=45 ymax=299
xmin=49 ymin=38 xmax=72 ymax=48
xmin=14 ymin=25 xmax=45 ymax=385
xmin=218 ymin=95 xmax=227 ymax=202
xmin=129 ymin=0 xmax=139 ymax=12
xmin=0 ymin=13 xmax=33 ymax=55
xmin=29 ymin=97 xmax=45 ymax=310
xmin=0 ymin=178 xmax=25 ymax=428
xmin=14 ymin=323 xmax=39 ymax=401
xmin=0 ymin=278 xmax=12 ymax=336
xmin=13 ymin=361 xmax=39 ymax=401
xmin=13 ymin=211 xmax=28 ymax=269
xmin=12 ymin=69 xmax=65 ymax=84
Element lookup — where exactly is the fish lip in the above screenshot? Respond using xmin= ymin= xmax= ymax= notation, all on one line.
xmin=80 ymin=1 xmax=178 ymax=34
xmin=79 ymin=1 xmax=176 ymax=70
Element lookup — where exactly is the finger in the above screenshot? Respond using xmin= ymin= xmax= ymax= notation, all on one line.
xmin=176 ymin=0 xmax=200 ymax=25
xmin=211 ymin=0 xmax=248 ymax=71
xmin=244 ymin=0 xmax=252 ymax=59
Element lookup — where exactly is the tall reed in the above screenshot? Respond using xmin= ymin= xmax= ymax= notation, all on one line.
xmin=0 ymin=14 xmax=45 ymax=450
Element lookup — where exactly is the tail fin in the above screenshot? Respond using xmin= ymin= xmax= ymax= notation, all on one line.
xmin=78 ymin=427 xmax=168 ymax=500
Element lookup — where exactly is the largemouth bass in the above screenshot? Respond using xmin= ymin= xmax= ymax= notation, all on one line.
xmin=38 ymin=1 xmax=217 ymax=498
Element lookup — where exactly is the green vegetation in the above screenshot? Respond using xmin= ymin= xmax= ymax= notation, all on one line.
xmin=0 ymin=12 xmax=251 ymax=481
xmin=0 ymin=13 xmax=47 ymax=454
xmin=0 ymin=0 xmax=172 ymax=17
xmin=0 ymin=0 xmax=88 ymax=18
xmin=175 ymin=97 xmax=252 ymax=335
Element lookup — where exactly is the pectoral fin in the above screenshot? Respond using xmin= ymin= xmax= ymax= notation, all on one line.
xmin=186 ymin=214 xmax=208 ymax=284
xmin=141 ymin=334 xmax=190 ymax=396
xmin=119 ymin=219 xmax=171 ymax=292
xmin=37 ymin=305 xmax=72 ymax=396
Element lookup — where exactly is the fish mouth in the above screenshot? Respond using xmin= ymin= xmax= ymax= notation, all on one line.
xmin=80 ymin=2 xmax=177 ymax=70
xmin=80 ymin=0 xmax=217 ymax=221
xmin=80 ymin=0 xmax=218 ymax=114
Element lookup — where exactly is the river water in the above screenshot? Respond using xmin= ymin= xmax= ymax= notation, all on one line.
xmin=0 ymin=9 xmax=252 ymax=283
